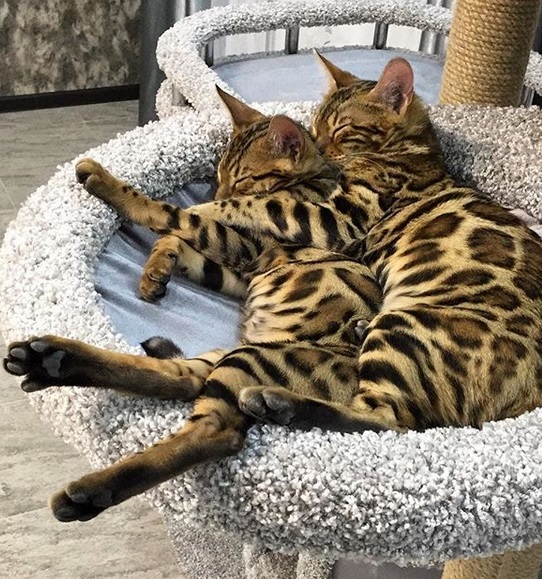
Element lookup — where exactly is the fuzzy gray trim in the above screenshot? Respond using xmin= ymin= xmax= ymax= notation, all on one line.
xmin=155 ymin=0 xmax=542 ymax=121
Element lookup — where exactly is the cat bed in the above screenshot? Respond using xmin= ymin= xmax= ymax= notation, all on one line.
xmin=154 ymin=0 xmax=542 ymax=120
xmin=2 ymin=103 xmax=542 ymax=576
xmin=3 ymin=1 xmax=542 ymax=579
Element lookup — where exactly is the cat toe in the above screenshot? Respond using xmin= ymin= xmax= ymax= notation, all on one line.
xmin=75 ymin=158 xmax=103 ymax=186
xmin=239 ymin=388 xmax=267 ymax=419
xmin=50 ymin=489 xmax=106 ymax=523
xmin=239 ymin=387 xmax=296 ymax=425
xmin=4 ymin=340 xmax=37 ymax=376
xmin=139 ymin=273 xmax=170 ymax=302
xmin=4 ymin=337 xmax=70 ymax=390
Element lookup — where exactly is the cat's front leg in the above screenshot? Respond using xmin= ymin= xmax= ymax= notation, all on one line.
xmin=3 ymin=335 xmax=225 ymax=399
xmin=166 ymin=212 xmax=270 ymax=274
xmin=75 ymin=159 xmax=179 ymax=232
xmin=139 ymin=234 xmax=181 ymax=301
xmin=140 ymin=233 xmax=247 ymax=302
xmin=186 ymin=194 xmax=365 ymax=253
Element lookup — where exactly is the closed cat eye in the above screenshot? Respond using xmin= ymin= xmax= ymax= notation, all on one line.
xmin=332 ymin=124 xmax=350 ymax=138
xmin=231 ymin=176 xmax=252 ymax=192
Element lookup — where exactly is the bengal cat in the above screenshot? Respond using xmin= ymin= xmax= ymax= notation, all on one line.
xmin=240 ymin=54 xmax=542 ymax=433
xmin=3 ymin=92 xmax=382 ymax=522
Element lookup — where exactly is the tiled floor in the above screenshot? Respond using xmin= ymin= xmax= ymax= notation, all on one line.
xmin=0 ymin=101 xmax=181 ymax=579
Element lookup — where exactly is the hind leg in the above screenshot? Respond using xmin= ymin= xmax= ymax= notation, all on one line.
xmin=50 ymin=395 xmax=250 ymax=522
xmin=49 ymin=355 xmax=266 ymax=522
xmin=3 ymin=335 xmax=225 ymax=399
xmin=239 ymin=387 xmax=394 ymax=433
xmin=235 ymin=343 xmax=395 ymax=433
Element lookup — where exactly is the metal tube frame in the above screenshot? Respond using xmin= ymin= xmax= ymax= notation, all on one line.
xmin=285 ymin=27 xmax=300 ymax=54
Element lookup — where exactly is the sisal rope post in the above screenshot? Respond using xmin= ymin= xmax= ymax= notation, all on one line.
xmin=441 ymin=542 xmax=542 ymax=579
xmin=439 ymin=0 xmax=542 ymax=105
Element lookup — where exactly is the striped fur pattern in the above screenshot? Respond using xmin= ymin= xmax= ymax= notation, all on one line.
xmin=3 ymin=95 xmax=383 ymax=522
xmin=245 ymin=55 xmax=542 ymax=432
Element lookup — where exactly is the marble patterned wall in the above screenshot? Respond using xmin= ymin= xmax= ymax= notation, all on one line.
xmin=0 ymin=0 xmax=140 ymax=97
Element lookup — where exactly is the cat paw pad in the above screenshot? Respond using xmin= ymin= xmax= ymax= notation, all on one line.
xmin=239 ymin=387 xmax=296 ymax=425
xmin=3 ymin=338 xmax=68 ymax=392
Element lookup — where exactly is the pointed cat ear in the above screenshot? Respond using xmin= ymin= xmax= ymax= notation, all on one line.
xmin=368 ymin=58 xmax=414 ymax=115
xmin=267 ymin=115 xmax=305 ymax=161
xmin=314 ymin=50 xmax=360 ymax=90
xmin=215 ymin=85 xmax=265 ymax=131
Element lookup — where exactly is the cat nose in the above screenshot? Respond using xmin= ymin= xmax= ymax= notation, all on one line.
xmin=314 ymin=135 xmax=329 ymax=153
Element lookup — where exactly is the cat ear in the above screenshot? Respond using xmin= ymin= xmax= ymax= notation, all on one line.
xmin=267 ymin=115 xmax=305 ymax=161
xmin=368 ymin=58 xmax=414 ymax=115
xmin=215 ymin=85 xmax=265 ymax=131
xmin=314 ymin=50 xmax=360 ymax=90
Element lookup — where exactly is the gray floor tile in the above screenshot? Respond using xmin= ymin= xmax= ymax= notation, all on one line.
xmin=0 ymin=179 xmax=14 ymax=210
xmin=0 ymin=101 xmax=138 ymax=209
xmin=0 ymin=209 xmax=17 ymax=244
xmin=79 ymin=100 xmax=139 ymax=123
xmin=0 ymin=106 xmax=85 ymax=129
xmin=2 ymin=174 xmax=55 ymax=208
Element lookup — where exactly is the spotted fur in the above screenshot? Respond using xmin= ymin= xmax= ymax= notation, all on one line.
xmin=245 ymin=55 xmax=542 ymax=432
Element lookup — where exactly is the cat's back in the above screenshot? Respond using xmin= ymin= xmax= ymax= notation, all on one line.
xmin=366 ymin=186 xmax=542 ymax=312
xmin=356 ymin=185 xmax=542 ymax=426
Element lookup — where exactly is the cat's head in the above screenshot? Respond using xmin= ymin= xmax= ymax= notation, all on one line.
xmin=311 ymin=54 xmax=435 ymax=159
xmin=215 ymin=87 xmax=328 ymax=199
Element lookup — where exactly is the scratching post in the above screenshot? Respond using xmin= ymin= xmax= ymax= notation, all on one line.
xmin=442 ymin=542 xmax=542 ymax=579
xmin=439 ymin=0 xmax=542 ymax=105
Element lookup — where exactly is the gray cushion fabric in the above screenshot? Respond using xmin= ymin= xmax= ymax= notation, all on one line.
xmin=213 ymin=48 xmax=444 ymax=105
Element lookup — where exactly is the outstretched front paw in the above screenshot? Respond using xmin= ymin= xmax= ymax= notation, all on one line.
xmin=75 ymin=158 xmax=118 ymax=200
xmin=50 ymin=475 xmax=115 ymax=522
xmin=3 ymin=336 xmax=79 ymax=392
xmin=239 ymin=387 xmax=299 ymax=425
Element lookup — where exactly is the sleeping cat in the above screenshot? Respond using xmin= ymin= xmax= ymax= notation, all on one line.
xmin=240 ymin=55 xmax=542 ymax=432
xmin=3 ymin=92 xmax=382 ymax=522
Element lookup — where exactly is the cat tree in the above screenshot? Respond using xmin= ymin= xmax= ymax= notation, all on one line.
xmin=1 ymin=1 xmax=542 ymax=578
